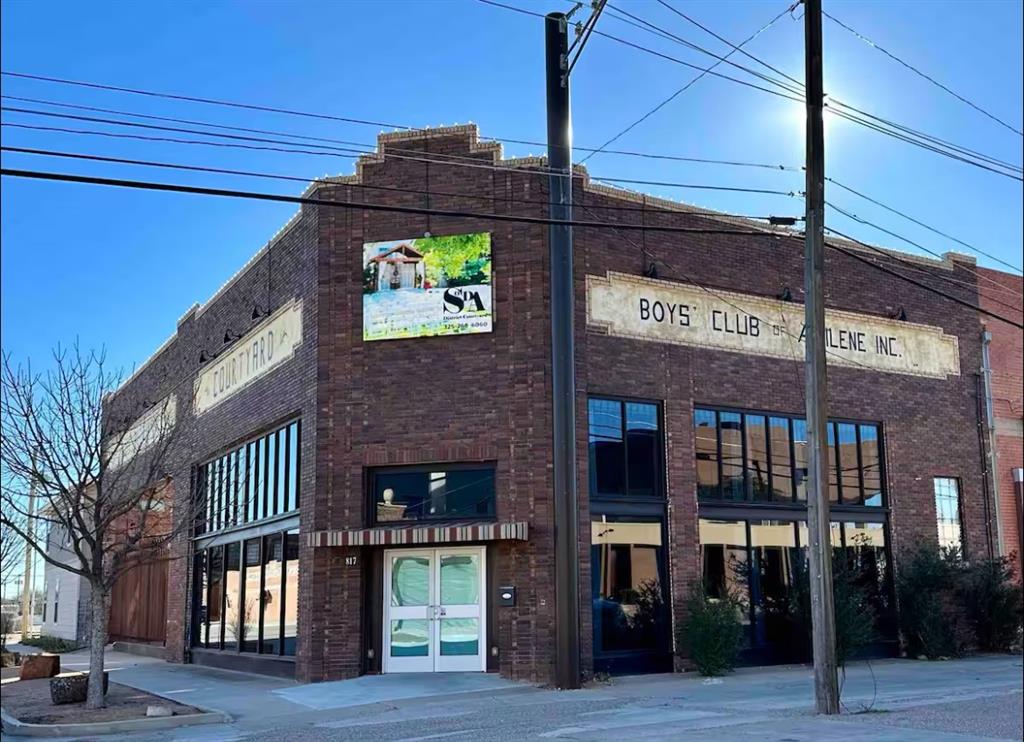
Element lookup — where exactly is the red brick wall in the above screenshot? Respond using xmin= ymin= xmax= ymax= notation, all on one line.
xmin=109 ymin=125 xmax=995 ymax=683
xmin=978 ymin=267 xmax=1023 ymax=573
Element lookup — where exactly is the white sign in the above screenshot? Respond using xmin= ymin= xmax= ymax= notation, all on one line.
xmin=108 ymin=395 xmax=177 ymax=470
xmin=194 ymin=300 xmax=303 ymax=414
xmin=587 ymin=272 xmax=960 ymax=379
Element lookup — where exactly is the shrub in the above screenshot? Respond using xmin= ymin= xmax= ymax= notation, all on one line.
xmin=680 ymin=586 xmax=745 ymax=676
xmin=18 ymin=635 xmax=80 ymax=653
xmin=956 ymin=555 xmax=1023 ymax=652
xmin=897 ymin=547 xmax=972 ymax=659
xmin=788 ymin=557 xmax=877 ymax=667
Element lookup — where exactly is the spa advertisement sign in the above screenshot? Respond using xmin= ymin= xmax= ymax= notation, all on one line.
xmin=587 ymin=272 xmax=960 ymax=379
xmin=362 ymin=232 xmax=493 ymax=341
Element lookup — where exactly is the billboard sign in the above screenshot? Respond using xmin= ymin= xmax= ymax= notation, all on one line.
xmin=363 ymin=232 xmax=493 ymax=341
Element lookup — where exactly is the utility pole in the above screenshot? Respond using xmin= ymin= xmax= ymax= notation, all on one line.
xmin=21 ymin=481 xmax=37 ymax=636
xmin=546 ymin=9 xmax=581 ymax=690
xmin=803 ymin=0 xmax=839 ymax=715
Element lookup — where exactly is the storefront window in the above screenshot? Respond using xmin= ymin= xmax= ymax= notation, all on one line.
xmin=934 ymin=477 xmax=964 ymax=554
xmin=860 ymin=425 xmax=882 ymax=506
xmin=699 ymin=519 xmax=750 ymax=621
xmin=827 ymin=423 xmax=840 ymax=503
xmin=720 ymin=412 xmax=744 ymax=501
xmin=745 ymin=415 xmax=769 ymax=501
xmin=588 ymin=398 xmax=663 ymax=500
xmin=371 ymin=466 xmax=496 ymax=523
xmin=591 ymin=516 xmax=669 ymax=656
xmin=769 ymin=417 xmax=793 ymax=502
xmin=191 ymin=527 xmax=299 ymax=657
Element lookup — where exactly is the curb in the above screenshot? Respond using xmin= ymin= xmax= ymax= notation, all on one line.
xmin=0 ymin=706 xmax=231 ymax=737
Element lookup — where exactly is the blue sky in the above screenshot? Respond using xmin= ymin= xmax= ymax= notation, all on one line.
xmin=2 ymin=0 xmax=1021 ymax=376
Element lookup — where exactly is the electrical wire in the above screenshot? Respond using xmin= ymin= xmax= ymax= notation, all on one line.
xmin=0 ymin=167 xmax=788 ymax=237
xmin=823 ymin=228 xmax=1024 ymax=329
xmin=578 ymin=2 xmax=796 ymax=166
xmin=0 ymin=91 xmax=798 ymax=171
xmin=826 ymin=201 xmax=1024 ymax=307
xmin=822 ymin=9 xmax=1023 ymax=137
xmin=0 ymin=145 xmax=793 ymax=222
xmin=0 ymin=108 xmax=799 ymax=197
xmin=827 ymin=178 xmax=1022 ymax=273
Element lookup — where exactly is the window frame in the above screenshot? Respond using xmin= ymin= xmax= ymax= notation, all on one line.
xmin=694 ymin=404 xmax=886 ymax=509
xmin=932 ymin=476 xmax=966 ymax=556
xmin=366 ymin=462 xmax=499 ymax=526
xmin=587 ymin=396 xmax=666 ymax=504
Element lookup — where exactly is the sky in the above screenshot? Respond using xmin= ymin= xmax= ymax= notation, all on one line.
xmin=1 ymin=0 xmax=1022 ymax=379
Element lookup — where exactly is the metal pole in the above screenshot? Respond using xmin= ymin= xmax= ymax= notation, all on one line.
xmin=803 ymin=0 xmax=839 ymax=715
xmin=21 ymin=482 xmax=36 ymax=636
xmin=546 ymin=9 xmax=580 ymax=690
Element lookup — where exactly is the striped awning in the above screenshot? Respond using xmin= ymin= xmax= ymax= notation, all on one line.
xmin=308 ymin=521 xmax=529 ymax=548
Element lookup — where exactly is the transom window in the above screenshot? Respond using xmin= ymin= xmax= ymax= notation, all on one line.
xmin=196 ymin=420 xmax=300 ymax=535
xmin=588 ymin=398 xmax=663 ymax=500
xmin=370 ymin=465 xmax=496 ymax=524
xmin=694 ymin=407 xmax=883 ymax=506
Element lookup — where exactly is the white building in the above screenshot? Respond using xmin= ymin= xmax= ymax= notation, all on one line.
xmin=40 ymin=523 xmax=90 ymax=644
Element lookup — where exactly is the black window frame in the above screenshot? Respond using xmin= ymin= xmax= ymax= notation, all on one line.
xmin=694 ymin=404 xmax=887 ymax=510
xmin=194 ymin=418 xmax=301 ymax=537
xmin=587 ymin=396 xmax=666 ymax=505
xmin=367 ymin=462 xmax=499 ymax=526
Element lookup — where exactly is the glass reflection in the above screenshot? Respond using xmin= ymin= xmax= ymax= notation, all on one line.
xmin=591 ymin=516 xmax=667 ymax=653
xmin=391 ymin=619 xmax=429 ymax=657
xmin=392 ymin=556 xmax=430 ymax=606
xmin=440 ymin=619 xmax=479 ymax=656
xmin=440 ymin=555 xmax=479 ymax=605
xmin=695 ymin=409 xmax=719 ymax=500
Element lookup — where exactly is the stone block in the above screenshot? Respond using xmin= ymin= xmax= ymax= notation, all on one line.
xmin=146 ymin=704 xmax=174 ymax=717
xmin=19 ymin=653 xmax=59 ymax=680
xmin=49 ymin=671 xmax=109 ymax=705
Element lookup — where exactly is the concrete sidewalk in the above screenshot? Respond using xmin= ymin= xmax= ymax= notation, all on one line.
xmin=3 ymin=649 xmax=1021 ymax=740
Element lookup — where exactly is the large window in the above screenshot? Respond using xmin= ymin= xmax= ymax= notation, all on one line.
xmin=197 ymin=420 xmax=300 ymax=535
xmin=933 ymin=477 xmax=964 ymax=554
xmin=694 ymin=407 xmax=884 ymax=506
xmin=699 ymin=516 xmax=893 ymax=662
xmin=370 ymin=465 xmax=495 ymax=524
xmin=192 ymin=527 xmax=299 ymax=657
xmin=588 ymin=398 xmax=663 ymax=500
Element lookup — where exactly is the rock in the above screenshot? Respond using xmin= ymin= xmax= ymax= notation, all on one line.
xmin=49 ymin=671 xmax=110 ymax=705
xmin=19 ymin=653 xmax=59 ymax=680
xmin=146 ymin=705 xmax=174 ymax=717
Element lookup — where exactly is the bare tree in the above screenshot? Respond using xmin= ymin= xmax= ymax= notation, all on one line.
xmin=1 ymin=511 xmax=26 ymax=649
xmin=0 ymin=344 xmax=193 ymax=709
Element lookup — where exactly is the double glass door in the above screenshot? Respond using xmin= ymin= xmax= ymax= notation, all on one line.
xmin=384 ymin=547 xmax=485 ymax=672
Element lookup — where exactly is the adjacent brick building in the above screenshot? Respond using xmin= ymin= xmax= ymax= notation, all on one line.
xmin=107 ymin=125 xmax=999 ymax=683
xmin=978 ymin=267 xmax=1024 ymax=575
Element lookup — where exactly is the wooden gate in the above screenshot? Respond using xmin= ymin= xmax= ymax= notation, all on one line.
xmin=108 ymin=559 xmax=167 ymax=644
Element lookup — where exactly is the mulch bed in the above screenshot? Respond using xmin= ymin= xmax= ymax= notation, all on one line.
xmin=1 ymin=677 xmax=200 ymax=724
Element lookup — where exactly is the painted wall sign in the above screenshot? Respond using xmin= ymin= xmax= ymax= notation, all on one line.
xmin=194 ymin=300 xmax=303 ymax=414
xmin=587 ymin=272 xmax=960 ymax=379
xmin=108 ymin=394 xmax=177 ymax=470
xmin=362 ymin=232 xmax=493 ymax=341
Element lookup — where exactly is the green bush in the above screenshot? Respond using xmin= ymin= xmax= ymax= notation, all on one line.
xmin=896 ymin=547 xmax=972 ymax=659
xmin=789 ymin=558 xmax=878 ymax=667
xmin=18 ymin=635 xmax=80 ymax=653
xmin=956 ymin=555 xmax=1023 ymax=652
xmin=680 ymin=587 xmax=745 ymax=676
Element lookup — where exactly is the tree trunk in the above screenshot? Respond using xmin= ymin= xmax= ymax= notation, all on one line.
xmin=86 ymin=587 xmax=111 ymax=709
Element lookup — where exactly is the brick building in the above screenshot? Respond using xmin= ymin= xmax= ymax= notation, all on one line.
xmin=106 ymin=125 xmax=999 ymax=683
xmin=978 ymin=267 xmax=1024 ymax=574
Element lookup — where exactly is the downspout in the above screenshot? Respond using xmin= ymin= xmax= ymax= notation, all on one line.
xmin=981 ymin=330 xmax=1004 ymax=557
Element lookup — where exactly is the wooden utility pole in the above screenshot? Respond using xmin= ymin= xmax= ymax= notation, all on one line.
xmin=803 ymin=0 xmax=840 ymax=715
xmin=20 ymin=482 xmax=36 ymax=636
xmin=545 ymin=9 xmax=581 ymax=690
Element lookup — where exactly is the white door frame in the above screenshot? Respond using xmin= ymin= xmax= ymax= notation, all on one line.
xmin=382 ymin=546 xmax=486 ymax=673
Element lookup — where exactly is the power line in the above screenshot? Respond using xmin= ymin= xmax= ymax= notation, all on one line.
xmin=0 ymin=115 xmax=798 ymax=198
xmin=0 ymin=167 xmax=788 ymax=237
xmin=0 ymin=91 xmax=798 ymax=171
xmin=827 ymin=177 xmax=1022 ymax=273
xmin=0 ymin=72 xmax=798 ymax=170
xmin=827 ymin=199 xmax=1019 ymax=313
xmin=823 ymin=9 xmax=1023 ymax=137
xmin=823 ymin=227 xmax=1024 ymax=330
xmin=578 ymin=3 xmax=795 ymax=166
xmin=0 ymin=145 xmax=792 ymax=222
